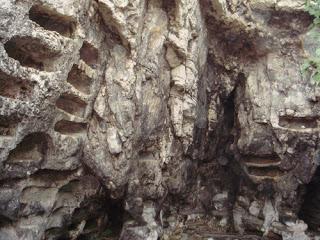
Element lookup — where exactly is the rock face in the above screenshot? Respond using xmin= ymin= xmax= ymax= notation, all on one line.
xmin=0 ymin=0 xmax=319 ymax=239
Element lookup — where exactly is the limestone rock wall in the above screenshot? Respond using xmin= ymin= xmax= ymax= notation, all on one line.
xmin=0 ymin=0 xmax=319 ymax=239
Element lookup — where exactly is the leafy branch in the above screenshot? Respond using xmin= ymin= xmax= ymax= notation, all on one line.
xmin=303 ymin=0 xmax=320 ymax=85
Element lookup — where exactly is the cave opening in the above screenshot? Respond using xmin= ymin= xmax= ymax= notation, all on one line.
xmin=76 ymin=198 xmax=125 ymax=240
xmin=299 ymin=166 xmax=320 ymax=232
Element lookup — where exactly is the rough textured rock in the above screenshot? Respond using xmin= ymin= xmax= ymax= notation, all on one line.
xmin=0 ymin=0 xmax=319 ymax=239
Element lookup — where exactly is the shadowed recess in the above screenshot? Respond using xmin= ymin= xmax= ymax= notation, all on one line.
xmin=0 ymin=116 xmax=19 ymax=137
xmin=0 ymin=70 xmax=34 ymax=100
xmin=55 ymin=93 xmax=87 ymax=118
xmin=29 ymin=5 xmax=76 ymax=38
xmin=7 ymin=132 xmax=50 ymax=163
xmin=279 ymin=116 xmax=318 ymax=129
xmin=4 ymin=36 xmax=58 ymax=71
xmin=54 ymin=120 xmax=87 ymax=135
xmin=243 ymin=154 xmax=281 ymax=167
xmin=299 ymin=167 xmax=320 ymax=231
xmin=67 ymin=65 xmax=92 ymax=94
xmin=247 ymin=166 xmax=284 ymax=178
xmin=80 ymin=41 xmax=98 ymax=68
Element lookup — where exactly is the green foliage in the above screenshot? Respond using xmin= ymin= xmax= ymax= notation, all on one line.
xmin=306 ymin=0 xmax=320 ymax=25
xmin=303 ymin=0 xmax=320 ymax=85
xmin=301 ymin=50 xmax=320 ymax=84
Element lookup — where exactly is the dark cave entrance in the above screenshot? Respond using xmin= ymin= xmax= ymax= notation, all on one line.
xmin=299 ymin=166 xmax=320 ymax=231
xmin=76 ymin=197 xmax=125 ymax=240
xmin=44 ymin=193 xmax=125 ymax=240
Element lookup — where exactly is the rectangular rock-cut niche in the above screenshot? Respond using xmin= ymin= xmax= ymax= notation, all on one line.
xmin=80 ymin=41 xmax=98 ymax=68
xmin=279 ymin=116 xmax=318 ymax=129
xmin=55 ymin=93 xmax=87 ymax=118
xmin=4 ymin=36 xmax=58 ymax=71
xmin=248 ymin=166 xmax=284 ymax=178
xmin=243 ymin=154 xmax=281 ymax=167
xmin=0 ymin=116 xmax=18 ymax=137
xmin=7 ymin=132 xmax=49 ymax=163
xmin=67 ymin=65 xmax=92 ymax=94
xmin=29 ymin=5 xmax=76 ymax=38
xmin=54 ymin=120 xmax=87 ymax=135
xmin=0 ymin=70 xmax=33 ymax=100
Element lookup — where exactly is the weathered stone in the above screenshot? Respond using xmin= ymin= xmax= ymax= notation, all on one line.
xmin=107 ymin=127 xmax=122 ymax=154
xmin=0 ymin=0 xmax=319 ymax=239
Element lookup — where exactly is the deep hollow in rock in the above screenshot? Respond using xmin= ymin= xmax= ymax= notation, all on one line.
xmin=4 ymin=36 xmax=57 ymax=71
xmin=247 ymin=166 xmax=284 ymax=178
xmin=54 ymin=120 xmax=87 ymax=135
xmin=29 ymin=5 xmax=76 ymax=38
xmin=67 ymin=65 xmax=92 ymax=94
xmin=279 ymin=116 xmax=318 ymax=129
xmin=0 ymin=70 xmax=33 ymax=100
xmin=0 ymin=116 xmax=19 ymax=137
xmin=55 ymin=93 xmax=87 ymax=118
xmin=7 ymin=132 xmax=50 ymax=163
xmin=243 ymin=155 xmax=281 ymax=167
xmin=80 ymin=41 xmax=99 ymax=68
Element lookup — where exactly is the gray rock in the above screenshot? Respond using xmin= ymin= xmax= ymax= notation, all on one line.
xmin=0 ymin=0 xmax=318 ymax=239
xmin=107 ymin=127 xmax=122 ymax=154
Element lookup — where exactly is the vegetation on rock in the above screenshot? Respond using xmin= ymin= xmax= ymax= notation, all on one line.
xmin=302 ymin=0 xmax=320 ymax=84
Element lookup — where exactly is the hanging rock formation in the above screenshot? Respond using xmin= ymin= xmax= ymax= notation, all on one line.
xmin=0 ymin=0 xmax=319 ymax=239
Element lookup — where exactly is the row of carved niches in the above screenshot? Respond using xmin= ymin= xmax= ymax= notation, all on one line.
xmin=242 ymin=154 xmax=284 ymax=182
xmin=3 ymin=4 xmax=77 ymax=72
xmin=66 ymin=41 xmax=99 ymax=95
xmin=54 ymin=41 xmax=99 ymax=137
xmin=242 ymin=112 xmax=320 ymax=183
xmin=54 ymin=92 xmax=88 ymax=137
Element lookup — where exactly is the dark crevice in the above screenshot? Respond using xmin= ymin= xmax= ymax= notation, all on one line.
xmin=299 ymin=166 xmax=320 ymax=232
xmin=220 ymin=88 xmax=242 ymax=232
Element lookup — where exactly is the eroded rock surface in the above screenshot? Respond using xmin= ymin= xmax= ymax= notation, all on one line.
xmin=0 ymin=0 xmax=319 ymax=239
